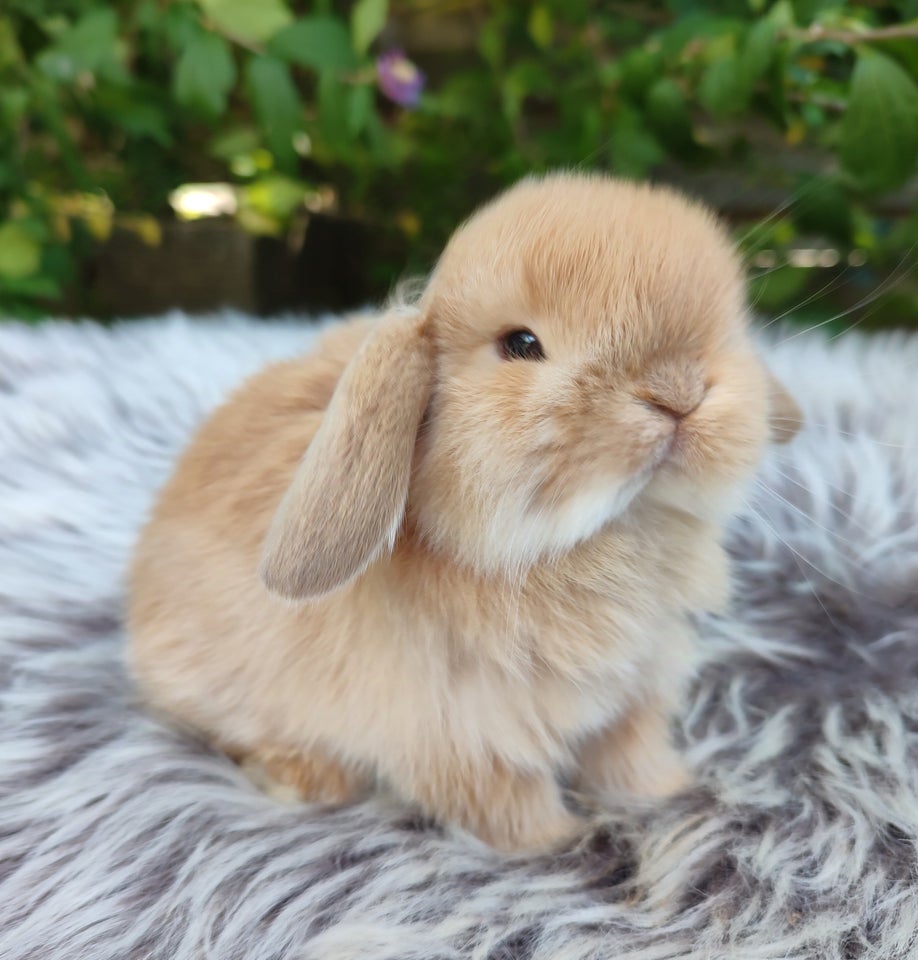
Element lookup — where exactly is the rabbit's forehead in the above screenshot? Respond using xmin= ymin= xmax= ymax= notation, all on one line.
xmin=432 ymin=229 xmax=744 ymax=355
xmin=429 ymin=182 xmax=745 ymax=352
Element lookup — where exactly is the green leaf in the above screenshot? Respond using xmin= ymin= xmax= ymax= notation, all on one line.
xmin=501 ymin=60 xmax=553 ymax=122
xmin=792 ymin=176 xmax=852 ymax=243
xmin=134 ymin=0 xmax=160 ymax=35
xmin=478 ymin=19 xmax=503 ymax=67
xmin=659 ymin=14 xmax=744 ymax=59
xmin=164 ymin=3 xmax=200 ymax=50
xmin=767 ymin=0 xmax=796 ymax=30
xmin=348 ymin=83 xmax=374 ymax=136
xmin=268 ymin=17 xmax=357 ymax=72
xmin=364 ymin=110 xmax=395 ymax=166
xmin=609 ymin=105 xmax=665 ymax=177
xmin=242 ymin=175 xmax=307 ymax=220
xmin=743 ymin=18 xmax=777 ymax=84
xmin=764 ymin=36 xmax=791 ymax=126
xmin=351 ymin=0 xmax=387 ymax=56
xmin=0 ymin=273 xmax=61 ymax=299
xmin=174 ymin=31 xmax=236 ymax=117
xmin=26 ymin=75 xmax=91 ymax=189
xmin=246 ymin=55 xmax=302 ymax=172
xmin=210 ymin=126 xmax=261 ymax=160
xmin=645 ymin=77 xmax=694 ymax=150
xmin=841 ymin=49 xmax=918 ymax=192
xmin=0 ymin=223 xmax=41 ymax=280
xmin=0 ymin=17 xmax=23 ymax=68
xmin=0 ymin=88 xmax=29 ymax=125
xmin=317 ymin=69 xmax=350 ymax=146
xmin=97 ymin=89 xmax=173 ymax=145
xmin=617 ymin=47 xmax=661 ymax=100
xmin=36 ymin=9 xmax=121 ymax=81
xmin=791 ymin=0 xmax=845 ymax=24
xmin=197 ymin=0 xmax=292 ymax=44
xmin=698 ymin=56 xmax=750 ymax=117
xmin=527 ymin=5 xmax=553 ymax=50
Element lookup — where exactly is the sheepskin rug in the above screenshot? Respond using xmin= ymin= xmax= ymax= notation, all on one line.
xmin=1 ymin=313 xmax=917 ymax=960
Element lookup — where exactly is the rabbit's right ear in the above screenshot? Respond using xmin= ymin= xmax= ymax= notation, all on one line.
xmin=766 ymin=370 xmax=803 ymax=444
xmin=260 ymin=308 xmax=433 ymax=600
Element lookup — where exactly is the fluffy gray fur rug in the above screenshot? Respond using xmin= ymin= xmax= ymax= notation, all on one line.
xmin=1 ymin=313 xmax=917 ymax=960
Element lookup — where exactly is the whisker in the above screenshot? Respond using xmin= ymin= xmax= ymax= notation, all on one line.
xmin=749 ymin=263 xmax=790 ymax=310
xmin=743 ymin=500 xmax=849 ymax=635
xmin=752 ymin=476 xmax=860 ymax=549
xmin=748 ymin=260 xmax=796 ymax=310
xmin=767 ymin=416 xmax=909 ymax=449
xmin=758 ymin=264 xmax=854 ymax=331
xmin=742 ymin=498 xmax=876 ymax=604
xmin=825 ymin=278 xmax=911 ymax=341
xmin=776 ymin=243 xmax=918 ymax=345
xmin=764 ymin=463 xmax=867 ymax=521
xmin=739 ymin=179 xmax=824 ymax=249
xmin=747 ymin=260 xmax=790 ymax=282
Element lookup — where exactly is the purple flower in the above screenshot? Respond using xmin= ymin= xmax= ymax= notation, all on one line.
xmin=377 ymin=50 xmax=425 ymax=108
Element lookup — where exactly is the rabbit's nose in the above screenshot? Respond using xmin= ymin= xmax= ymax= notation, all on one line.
xmin=643 ymin=396 xmax=700 ymax=421
xmin=638 ymin=361 xmax=707 ymax=420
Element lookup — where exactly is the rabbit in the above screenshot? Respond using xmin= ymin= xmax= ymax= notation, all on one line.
xmin=127 ymin=172 xmax=801 ymax=854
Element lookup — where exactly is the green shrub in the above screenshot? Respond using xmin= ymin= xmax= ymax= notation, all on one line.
xmin=1 ymin=0 xmax=917 ymax=326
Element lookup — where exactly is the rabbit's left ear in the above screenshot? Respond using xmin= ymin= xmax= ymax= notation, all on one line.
xmin=260 ymin=308 xmax=433 ymax=600
xmin=766 ymin=370 xmax=802 ymax=444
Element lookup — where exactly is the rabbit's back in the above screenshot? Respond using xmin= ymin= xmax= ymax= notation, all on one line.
xmin=126 ymin=316 xmax=375 ymax=742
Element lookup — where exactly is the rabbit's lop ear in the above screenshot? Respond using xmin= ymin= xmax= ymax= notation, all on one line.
xmin=767 ymin=370 xmax=803 ymax=444
xmin=260 ymin=309 xmax=433 ymax=600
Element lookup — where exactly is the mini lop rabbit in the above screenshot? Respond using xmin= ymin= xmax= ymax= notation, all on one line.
xmin=128 ymin=173 xmax=799 ymax=853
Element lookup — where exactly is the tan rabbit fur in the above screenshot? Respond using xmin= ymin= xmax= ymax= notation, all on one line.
xmin=127 ymin=173 xmax=800 ymax=853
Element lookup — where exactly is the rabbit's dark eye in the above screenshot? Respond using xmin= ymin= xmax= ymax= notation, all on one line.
xmin=499 ymin=329 xmax=545 ymax=361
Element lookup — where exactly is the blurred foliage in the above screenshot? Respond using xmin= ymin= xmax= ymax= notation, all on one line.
xmin=0 ymin=0 xmax=917 ymax=325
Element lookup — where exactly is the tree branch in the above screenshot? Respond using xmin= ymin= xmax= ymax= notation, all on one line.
xmin=790 ymin=23 xmax=918 ymax=46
